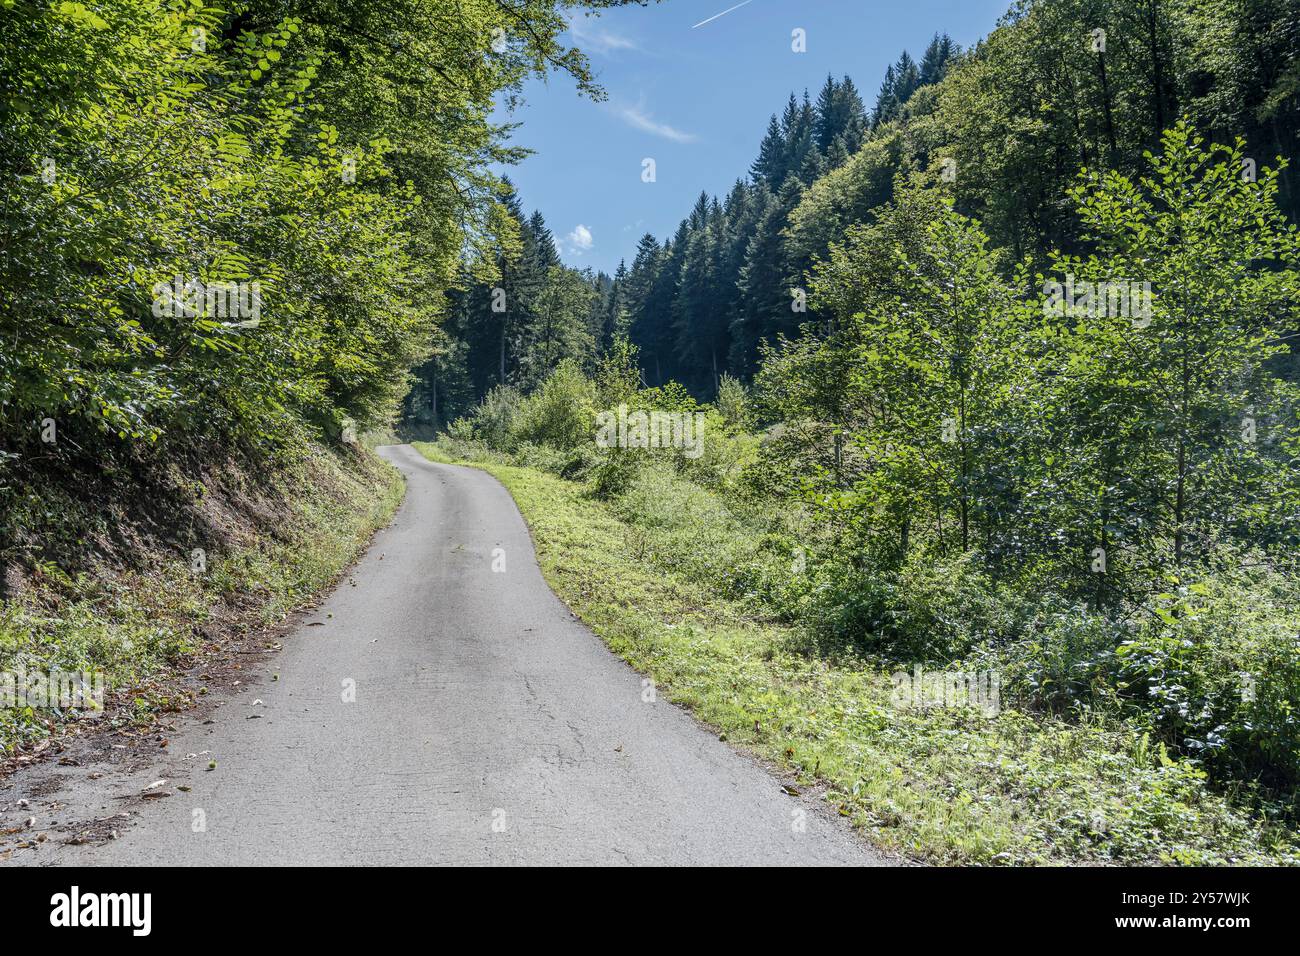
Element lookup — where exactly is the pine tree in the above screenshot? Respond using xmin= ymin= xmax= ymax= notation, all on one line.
xmin=872 ymin=64 xmax=899 ymax=127
xmin=751 ymin=114 xmax=787 ymax=188
xmin=502 ymin=208 xmax=561 ymax=385
xmin=782 ymin=92 xmax=818 ymax=183
xmin=483 ymin=184 xmax=528 ymax=389
xmin=515 ymin=265 xmax=598 ymax=389
xmin=673 ymin=198 xmax=731 ymax=393
xmin=726 ymin=182 xmax=773 ymax=373
xmin=814 ymin=75 xmax=868 ymax=156
xmin=632 ymin=221 xmax=690 ymax=387
xmin=824 ymin=135 xmax=852 ymax=171
xmin=525 ymin=210 xmax=561 ymax=272
xmin=586 ymin=270 xmax=612 ymax=350
xmin=720 ymin=180 xmax=764 ymax=359
xmin=814 ymin=75 xmax=841 ymax=153
xmin=919 ymin=33 xmax=960 ymax=85
xmin=893 ymin=51 xmax=921 ymax=105
xmin=841 ymin=109 xmax=867 ymax=154
xmin=734 ymin=179 xmax=805 ymax=376
xmin=624 ymin=233 xmax=661 ymax=324
xmin=600 ymin=260 xmax=630 ymax=353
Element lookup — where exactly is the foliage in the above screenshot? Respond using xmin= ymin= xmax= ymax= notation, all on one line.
xmin=0 ymin=0 xmax=634 ymax=464
xmin=572 ymin=0 xmax=1300 ymax=402
xmin=508 ymin=359 xmax=597 ymax=451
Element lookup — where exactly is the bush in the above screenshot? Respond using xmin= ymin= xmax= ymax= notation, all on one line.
xmin=511 ymin=442 xmax=570 ymax=475
xmin=803 ymin=552 xmax=1024 ymax=661
xmin=588 ymin=449 xmax=643 ymax=500
xmin=715 ymin=374 xmax=750 ymax=430
xmin=458 ymin=385 xmax=523 ymax=450
xmin=978 ymin=557 xmax=1300 ymax=794
xmin=1114 ymin=562 xmax=1300 ymax=791
xmin=972 ymin=602 xmax=1130 ymax=714
xmin=676 ymin=408 xmax=761 ymax=493
xmin=508 ymin=360 xmax=596 ymax=452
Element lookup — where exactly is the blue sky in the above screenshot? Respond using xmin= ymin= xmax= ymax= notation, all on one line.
xmin=496 ymin=0 xmax=1011 ymax=275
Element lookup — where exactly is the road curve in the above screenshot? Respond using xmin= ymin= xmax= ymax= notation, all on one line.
xmin=2 ymin=444 xmax=886 ymax=866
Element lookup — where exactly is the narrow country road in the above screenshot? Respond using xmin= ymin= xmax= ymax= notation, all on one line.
xmin=2 ymin=445 xmax=886 ymax=866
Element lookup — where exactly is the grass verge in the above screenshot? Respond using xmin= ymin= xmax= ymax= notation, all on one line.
xmin=414 ymin=440 xmax=1299 ymax=865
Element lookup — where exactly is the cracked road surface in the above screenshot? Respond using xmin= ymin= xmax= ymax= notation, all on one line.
xmin=1 ymin=444 xmax=887 ymax=866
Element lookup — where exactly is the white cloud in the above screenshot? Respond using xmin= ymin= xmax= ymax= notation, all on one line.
xmin=566 ymin=224 xmax=594 ymax=255
xmin=615 ymin=100 xmax=697 ymax=143
xmin=568 ymin=15 xmax=638 ymax=56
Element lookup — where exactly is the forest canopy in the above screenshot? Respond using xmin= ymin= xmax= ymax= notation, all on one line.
xmin=0 ymin=0 xmax=640 ymax=459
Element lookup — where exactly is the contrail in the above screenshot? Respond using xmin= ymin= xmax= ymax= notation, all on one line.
xmin=692 ymin=0 xmax=757 ymax=29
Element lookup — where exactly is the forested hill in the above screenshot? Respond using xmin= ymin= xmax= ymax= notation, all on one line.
xmin=403 ymin=0 xmax=1300 ymax=429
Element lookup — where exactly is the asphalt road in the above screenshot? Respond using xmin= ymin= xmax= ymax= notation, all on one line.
xmin=2 ymin=444 xmax=885 ymax=866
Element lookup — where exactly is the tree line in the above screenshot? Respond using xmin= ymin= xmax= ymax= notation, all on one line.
xmin=407 ymin=0 xmax=1300 ymax=428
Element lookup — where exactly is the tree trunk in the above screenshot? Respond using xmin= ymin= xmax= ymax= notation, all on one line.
xmin=499 ymin=320 xmax=507 ymax=386
xmin=1147 ymin=0 xmax=1167 ymax=145
xmin=960 ymin=387 xmax=970 ymax=553
xmin=430 ymin=354 xmax=439 ymax=432
xmin=1175 ymin=329 xmax=1190 ymax=566
xmin=1097 ymin=50 xmax=1119 ymax=161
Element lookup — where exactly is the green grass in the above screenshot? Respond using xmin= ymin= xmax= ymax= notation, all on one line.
xmin=415 ymin=440 xmax=1300 ymax=865
xmin=0 ymin=446 xmax=403 ymax=753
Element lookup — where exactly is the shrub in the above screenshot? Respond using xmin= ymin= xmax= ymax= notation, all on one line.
xmin=609 ymin=463 xmax=768 ymax=596
xmin=804 ymin=552 xmax=1024 ymax=661
xmin=677 ymin=408 xmax=761 ymax=493
xmin=1114 ymin=562 xmax=1300 ymax=791
xmin=715 ymin=374 xmax=750 ymax=430
xmin=508 ymin=360 xmax=596 ymax=452
xmin=511 ymin=442 xmax=570 ymax=474
xmin=460 ymin=385 xmax=523 ymax=450
xmin=973 ymin=603 xmax=1130 ymax=715
xmin=588 ymin=449 xmax=643 ymax=500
